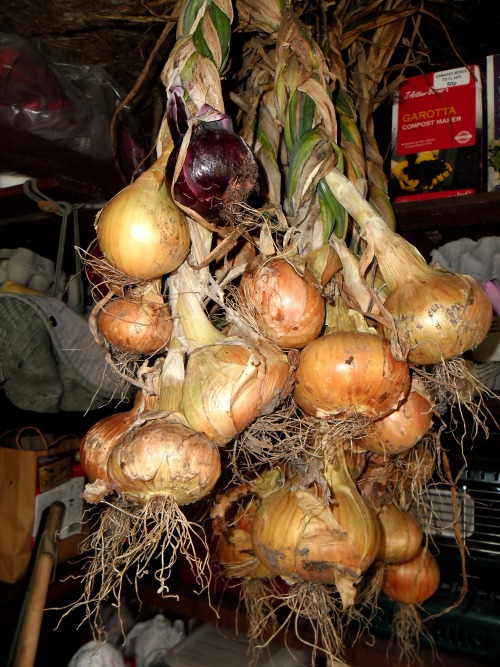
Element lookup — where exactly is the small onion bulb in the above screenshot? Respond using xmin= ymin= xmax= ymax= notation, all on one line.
xmin=376 ymin=503 xmax=423 ymax=564
xmin=382 ymin=546 xmax=440 ymax=604
xmin=97 ymin=287 xmax=173 ymax=354
xmin=357 ymin=387 xmax=433 ymax=455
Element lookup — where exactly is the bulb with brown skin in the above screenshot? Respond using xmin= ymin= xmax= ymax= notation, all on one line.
xmin=293 ymin=331 xmax=410 ymax=420
xmin=96 ymin=283 xmax=173 ymax=355
xmin=106 ymin=416 xmax=221 ymax=506
xmin=251 ymin=453 xmax=381 ymax=609
xmin=382 ymin=546 xmax=440 ymax=604
xmin=376 ymin=503 xmax=423 ymax=564
xmin=357 ymin=385 xmax=434 ymax=456
xmin=239 ymin=255 xmax=326 ymax=349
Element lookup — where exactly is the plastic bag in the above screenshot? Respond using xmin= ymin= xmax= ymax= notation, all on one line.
xmin=67 ymin=641 xmax=126 ymax=667
xmin=0 ymin=32 xmax=146 ymax=175
xmin=123 ymin=615 xmax=185 ymax=667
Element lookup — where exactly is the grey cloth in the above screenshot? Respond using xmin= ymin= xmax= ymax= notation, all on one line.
xmin=0 ymin=293 xmax=123 ymax=412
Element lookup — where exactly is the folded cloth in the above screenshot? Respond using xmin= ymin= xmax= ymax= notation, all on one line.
xmin=0 ymin=293 xmax=123 ymax=412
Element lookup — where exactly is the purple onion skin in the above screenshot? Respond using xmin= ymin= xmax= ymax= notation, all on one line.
xmin=166 ymin=122 xmax=259 ymax=223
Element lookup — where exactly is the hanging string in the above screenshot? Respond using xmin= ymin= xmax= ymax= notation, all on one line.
xmin=22 ymin=179 xmax=84 ymax=311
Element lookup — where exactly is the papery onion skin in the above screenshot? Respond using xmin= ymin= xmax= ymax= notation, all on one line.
xmin=251 ymin=472 xmax=380 ymax=607
xmin=215 ymin=497 xmax=274 ymax=580
xmin=293 ymin=332 xmax=410 ymax=420
xmin=382 ymin=547 xmax=440 ymax=604
xmin=357 ymin=389 xmax=433 ymax=456
xmin=80 ymin=401 xmax=140 ymax=483
xmin=97 ymin=295 xmax=173 ymax=354
xmin=239 ymin=256 xmax=326 ymax=349
xmin=106 ymin=419 xmax=221 ymax=505
xmin=182 ymin=338 xmax=295 ymax=446
xmin=376 ymin=503 xmax=423 ymax=564
xmin=383 ymin=270 xmax=493 ymax=365
xmin=97 ymin=156 xmax=191 ymax=281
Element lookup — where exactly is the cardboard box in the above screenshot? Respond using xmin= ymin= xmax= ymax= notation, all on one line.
xmin=389 ymin=66 xmax=483 ymax=203
xmin=0 ymin=431 xmax=87 ymax=583
xmin=486 ymin=54 xmax=500 ymax=191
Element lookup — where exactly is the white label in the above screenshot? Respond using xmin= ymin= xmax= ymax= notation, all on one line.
xmin=434 ymin=67 xmax=471 ymax=89
xmin=33 ymin=476 xmax=85 ymax=541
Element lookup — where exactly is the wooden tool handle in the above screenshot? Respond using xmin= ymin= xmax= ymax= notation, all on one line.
xmin=13 ymin=501 xmax=65 ymax=667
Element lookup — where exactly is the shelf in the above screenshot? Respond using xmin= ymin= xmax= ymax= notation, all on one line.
xmin=0 ymin=121 xmax=124 ymax=202
xmin=394 ymin=192 xmax=500 ymax=232
xmin=394 ymin=191 xmax=500 ymax=259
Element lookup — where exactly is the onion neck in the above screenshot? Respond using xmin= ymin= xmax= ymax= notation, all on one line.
xmin=173 ymin=267 xmax=226 ymax=351
xmin=137 ymin=278 xmax=165 ymax=305
xmin=157 ymin=324 xmax=185 ymax=414
xmin=323 ymin=168 xmax=432 ymax=292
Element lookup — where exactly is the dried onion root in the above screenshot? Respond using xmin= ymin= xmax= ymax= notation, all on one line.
xmin=70 ymin=494 xmax=212 ymax=639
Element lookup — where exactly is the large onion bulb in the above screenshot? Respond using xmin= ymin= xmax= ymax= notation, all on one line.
xmin=251 ymin=455 xmax=380 ymax=608
xmin=96 ymin=152 xmax=190 ymax=281
xmin=182 ymin=337 xmax=294 ymax=445
xmin=106 ymin=417 xmax=221 ymax=505
xmin=238 ymin=255 xmax=326 ymax=349
xmin=293 ymin=332 xmax=410 ymax=419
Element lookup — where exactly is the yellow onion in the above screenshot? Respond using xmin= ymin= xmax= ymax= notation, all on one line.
xmin=251 ymin=453 xmax=380 ymax=608
xmin=238 ymin=255 xmax=326 ymax=349
xmin=182 ymin=337 xmax=295 ymax=446
xmin=357 ymin=385 xmax=434 ymax=456
xmin=376 ymin=503 xmax=423 ymax=564
xmin=323 ymin=170 xmax=492 ymax=364
xmin=104 ymin=415 xmax=221 ymax=505
xmin=293 ymin=331 xmax=410 ymax=420
xmin=382 ymin=546 xmax=440 ymax=604
xmin=97 ymin=283 xmax=173 ymax=354
xmin=96 ymin=151 xmax=190 ymax=281
xmin=364 ymin=219 xmax=492 ymax=364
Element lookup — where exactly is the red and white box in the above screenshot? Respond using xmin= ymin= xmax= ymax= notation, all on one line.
xmin=389 ymin=65 xmax=483 ymax=203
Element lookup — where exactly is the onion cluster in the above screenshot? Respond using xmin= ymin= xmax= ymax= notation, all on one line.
xmin=76 ymin=13 xmax=494 ymax=657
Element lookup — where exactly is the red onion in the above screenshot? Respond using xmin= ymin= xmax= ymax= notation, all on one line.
xmin=166 ymin=91 xmax=258 ymax=223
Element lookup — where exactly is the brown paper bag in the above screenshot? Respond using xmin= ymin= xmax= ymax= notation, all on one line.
xmin=0 ymin=427 xmax=87 ymax=584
